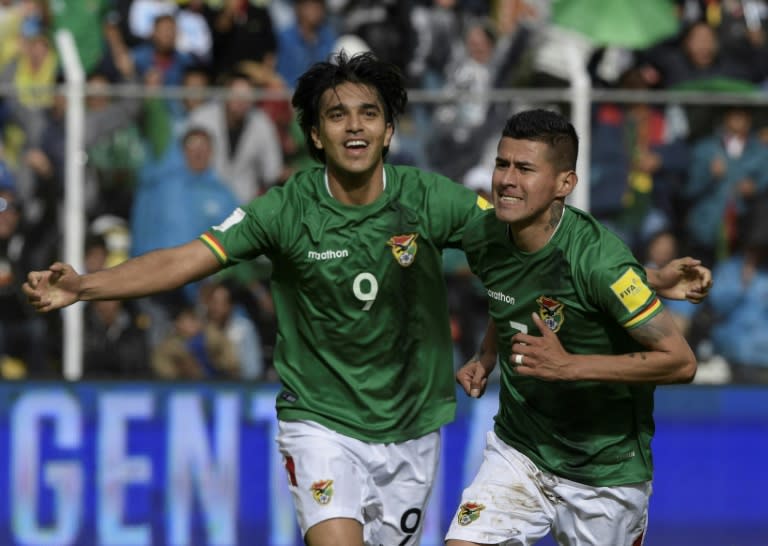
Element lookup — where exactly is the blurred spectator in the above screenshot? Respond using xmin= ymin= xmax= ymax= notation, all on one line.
xmin=236 ymin=54 xmax=316 ymax=181
xmin=0 ymin=15 xmax=57 ymax=158
xmin=175 ymin=0 xmax=213 ymax=64
xmin=708 ymin=240 xmax=768 ymax=383
xmin=141 ymin=65 xmax=212 ymax=169
xmin=49 ymin=0 xmax=121 ymax=77
xmin=131 ymin=126 xmax=239 ymax=264
xmin=276 ymin=0 xmax=338 ymax=88
xmin=203 ymin=0 xmax=278 ymax=82
xmin=425 ymin=17 xmax=502 ymax=180
xmin=589 ymin=66 xmax=691 ymax=253
xmin=0 ymin=0 xmax=23 ymax=69
xmin=152 ymin=303 xmax=240 ymax=379
xmin=81 ymin=233 xmax=151 ymax=380
xmin=408 ymin=0 xmax=462 ymax=89
xmin=338 ymin=0 xmax=416 ymax=75
xmin=24 ymin=69 xmax=143 ymax=233
xmin=645 ymin=20 xmax=758 ymax=88
xmin=83 ymin=298 xmax=153 ymax=379
xmin=681 ymin=106 xmax=768 ymax=267
xmin=81 ymin=72 xmax=146 ymax=221
xmin=128 ymin=0 xmax=177 ymax=42
xmin=674 ymin=0 xmax=768 ymax=82
xmin=201 ymin=280 xmax=265 ymax=380
xmin=186 ymin=72 xmax=283 ymax=202
xmin=130 ymin=13 xmax=199 ymax=93
xmin=0 ymin=163 xmax=50 ymax=377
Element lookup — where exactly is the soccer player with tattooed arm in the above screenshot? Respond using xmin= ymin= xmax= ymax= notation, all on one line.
xmin=447 ymin=109 xmax=709 ymax=546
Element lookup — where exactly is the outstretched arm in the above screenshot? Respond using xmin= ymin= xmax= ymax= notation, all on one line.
xmin=645 ymin=257 xmax=712 ymax=303
xmin=23 ymin=240 xmax=221 ymax=312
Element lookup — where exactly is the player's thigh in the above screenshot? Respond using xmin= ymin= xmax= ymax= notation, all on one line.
xmin=305 ymin=517 xmax=364 ymax=546
xmin=551 ymin=478 xmax=651 ymax=546
xmin=277 ymin=420 xmax=369 ymax=540
xmin=445 ymin=431 xmax=553 ymax=545
xmin=372 ymin=431 xmax=440 ymax=546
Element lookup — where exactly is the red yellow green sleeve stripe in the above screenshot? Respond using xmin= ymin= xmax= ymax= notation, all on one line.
xmin=623 ymin=296 xmax=663 ymax=329
xmin=199 ymin=232 xmax=228 ymax=265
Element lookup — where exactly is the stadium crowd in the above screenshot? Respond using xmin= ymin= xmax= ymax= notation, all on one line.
xmin=1 ymin=0 xmax=767 ymax=383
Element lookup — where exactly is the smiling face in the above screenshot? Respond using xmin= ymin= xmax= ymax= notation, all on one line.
xmin=310 ymin=82 xmax=393 ymax=183
xmin=492 ymin=137 xmax=576 ymax=250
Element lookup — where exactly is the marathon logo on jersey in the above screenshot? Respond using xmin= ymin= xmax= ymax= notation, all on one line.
xmin=457 ymin=502 xmax=485 ymax=526
xmin=610 ymin=267 xmax=652 ymax=313
xmin=387 ymin=234 xmax=419 ymax=267
xmin=307 ymin=248 xmax=350 ymax=261
xmin=310 ymin=479 xmax=334 ymax=505
xmin=537 ymin=295 xmax=565 ymax=333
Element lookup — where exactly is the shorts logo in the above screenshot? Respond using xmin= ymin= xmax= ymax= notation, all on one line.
xmin=457 ymin=501 xmax=485 ymax=526
xmin=537 ymin=295 xmax=565 ymax=333
xmin=310 ymin=479 xmax=334 ymax=505
xmin=387 ymin=234 xmax=418 ymax=267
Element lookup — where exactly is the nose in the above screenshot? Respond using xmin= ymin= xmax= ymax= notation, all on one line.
xmin=345 ymin=113 xmax=362 ymax=132
xmin=496 ymin=168 xmax=517 ymax=187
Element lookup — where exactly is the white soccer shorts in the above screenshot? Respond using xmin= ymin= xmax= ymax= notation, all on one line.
xmin=445 ymin=431 xmax=651 ymax=546
xmin=277 ymin=419 xmax=440 ymax=546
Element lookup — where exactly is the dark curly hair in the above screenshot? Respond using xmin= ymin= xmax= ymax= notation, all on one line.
xmin=291 ymin=51 xmax=408 ymax=164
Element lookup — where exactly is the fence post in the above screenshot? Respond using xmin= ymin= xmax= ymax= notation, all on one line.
xmin=54 ymin=29 xmax=85 ymax=380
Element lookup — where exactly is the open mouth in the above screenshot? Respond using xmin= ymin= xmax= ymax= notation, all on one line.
xmin=344 ymin=139 xmax=368 ymax=150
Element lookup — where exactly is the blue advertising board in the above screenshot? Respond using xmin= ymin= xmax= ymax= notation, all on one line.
xmin=0 ymin=383 xmax=766 ymax=546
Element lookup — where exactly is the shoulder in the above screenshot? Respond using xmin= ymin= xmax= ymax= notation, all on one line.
xmin=562 ymin=206 xmax=645 ymax=281
xmin=462 ymin=209 xmax=501 ymax=249
xmin=388 ymin=164 xmax=474 ymax=197
xmin=246 ymin=167 xmax=323 ymax=208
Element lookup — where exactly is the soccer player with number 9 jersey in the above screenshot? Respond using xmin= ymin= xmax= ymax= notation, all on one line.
xmin=23 ymin=55 xmax=711 ymax=546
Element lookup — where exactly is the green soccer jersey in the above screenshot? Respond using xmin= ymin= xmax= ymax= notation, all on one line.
xmin=463 ymin=206 xmax=664 ymax=486
xmin=200 ymin=164 xmax=489 ymax=443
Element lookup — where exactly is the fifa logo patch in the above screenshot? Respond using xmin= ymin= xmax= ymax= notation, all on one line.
xmin=387 ymin=234 xmax=419 ymax=267
xmin=457 ymin=502 xmax=485 ymax=526
xmin=310 ymin=479 xmax=334 ymax=505
xmin=537 ymin=295 xmax=565 ymax=333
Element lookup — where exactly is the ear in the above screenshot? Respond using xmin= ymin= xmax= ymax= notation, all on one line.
xmin=555 ymin=169 xmax=578 ymax=199
xmin=383 ymin=122 xmax=394 ymax=147
xmin=310 ymin=126 xmax=323 ymax=151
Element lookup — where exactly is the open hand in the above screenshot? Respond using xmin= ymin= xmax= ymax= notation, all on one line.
xmin=654 ymin=257 xmax=712 ymax=304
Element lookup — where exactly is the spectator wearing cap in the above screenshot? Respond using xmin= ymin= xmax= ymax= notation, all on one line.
xmin=0 ymin=161 xmax=52 ymax=377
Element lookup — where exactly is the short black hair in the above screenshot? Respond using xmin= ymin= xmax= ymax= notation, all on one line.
xmin=291 ymin=51 xmax=408 ymax=164
xmin=501 ymin=109 xmax=579 ymax=172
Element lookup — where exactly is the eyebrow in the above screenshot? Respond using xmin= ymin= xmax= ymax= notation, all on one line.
xmin=496 ymin=158 xmax=535 ymax=169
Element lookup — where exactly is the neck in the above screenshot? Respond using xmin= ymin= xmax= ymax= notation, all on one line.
xmin=325 ymin=165 xmax=385 ymax=206
xmin=508 ymin=201 xmax=565 ymax=252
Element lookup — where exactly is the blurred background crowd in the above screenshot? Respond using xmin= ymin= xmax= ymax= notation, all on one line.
xmin=1 ymin=0 xmax=768 ymax=384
